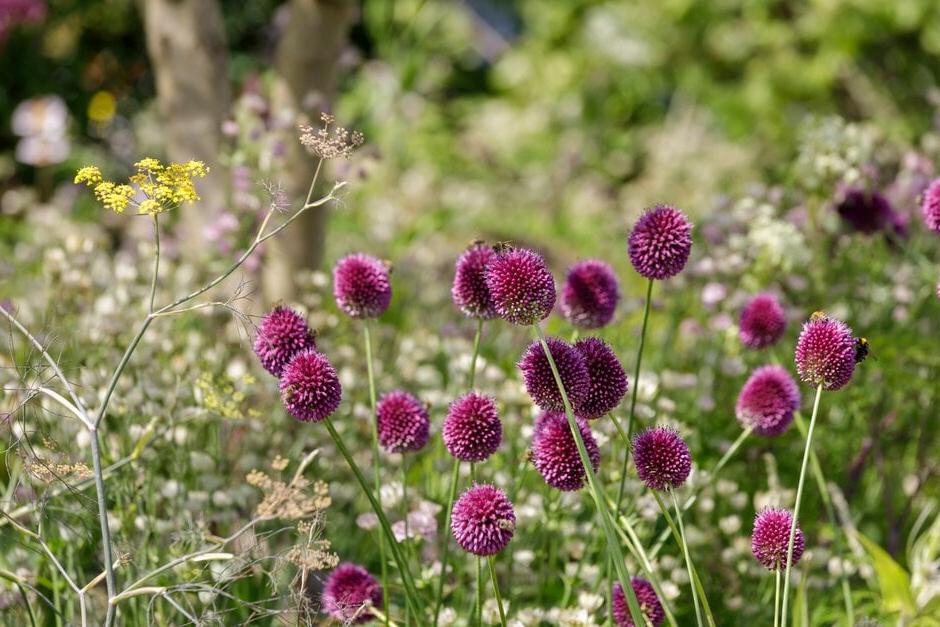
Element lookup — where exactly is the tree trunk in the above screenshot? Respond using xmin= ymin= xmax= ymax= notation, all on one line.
xmin=262 ymin=0 xmax=356 ymax=303
xmin=142 ymin=0 xmax=230 ymax=255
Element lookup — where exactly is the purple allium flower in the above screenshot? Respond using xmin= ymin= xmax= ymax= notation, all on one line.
xmin=560 ymin=259 xmax=620 ymax=329
xmin=739 ymin=293 xmax=787 ymax=350
xmin=835 ymin=188 xmax=906 ymax=236
xmin=922 ymin=178 xmax=940 ymax=233
xmin=632 ymin=427 xmax=692 ymax=491
xmin=794 ymin=314 xmax=857 ymax=391
xmin=442 ymin=392 xmax=502 ymax=462
xmin=484 ymin=248 xmax=556 ymax=326
xmin=627 ymin=205 xmax=693 ymax=280
xmin=751 ymin=508 xmax=804 ymax=572
xmin=279 ymin=349 xmax=342 ymax=422
xmin=531 ymin=411 xmax=600 ymax=491
xmin=333 ymin=253 xmax=392 ymax=319
xmin=452 ymin=242 xmax=498 ymax=319
xmin=321 ymin=562 xmax=383 ymax=624
xmin=574 ymin=337 xmax=628 ymax=419
xmin=376 ymin=390 xmax=430 ymax=453
xmin=736 ymin=366 xmax=801 ymax=437
xmin=252 ymin=306 xmax=316 ymax=377
xmin=518 ymin=337 xmax=589 ymax=412
xmin=612 ymin=578 xmax=665 ymax=627
xmin=451 ymin=484 xmax=515 ymax=556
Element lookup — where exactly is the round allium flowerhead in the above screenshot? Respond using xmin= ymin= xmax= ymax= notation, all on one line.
xmin=321 ymin=562 xmax=382 ymax=624
xmin=442 ymin=392 xmax=502 ymax=462
xmin=612 ymin=578 xmax=665 ymax=627
xmin=452 ymin=243 xmax=498 ymax=319
xmin=560 ymin=259 xmax=620 ymax=329
xmin=518 ymin=337 xmax=589 ymax=412
xmin=836 ymin=188 xmax=906 ymax=236
xmin=751 ymin=508 xmax=805 ymax=572
xmin=376 ymin=390 xmax=430 ymax=453
xmin=632 ymin=426 xmax=692 ymax=491
xmin=920 ymin=177 xmax=940 ymax=233
xmin=333 ymin=253 xmax=392 ymax=319
xmin=279 ymin=349 xmax=342 ymax=422
xmin=794 ymin=314 xmax=857 ymax=391
xmin=574 ymin=337 xmax=628 ymax=419
xmin=484 ymin=248 xmax=556 ymax=326
xmin=627 ymin=205 xmax=693 ymax=280
xmin=739 ymin=293 xmax=787 ymax=350
xmin=736 ymin=366 xmax=801 ymax=437
xmin=531 ymin=411 xmax=600 ymax=491
xmin=451 ymin=484 xmax=515 ymax=556
xmin=252 ymin=306 xmax=316 ymax=377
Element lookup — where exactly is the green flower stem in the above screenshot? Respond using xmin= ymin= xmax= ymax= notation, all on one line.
xmin=773 ymin=568 xmax=782 ymax=627
xmin=672 ymin=490 xmax=703 ymax=627
xmin=476 ymin=555 xmax=483 ymax=627
xmin=432 ymin=458 xmax=461 ymax=627
xmin=533 ymin=323 xmax=647 ymax=627
xmin=323 ymin=418 xmax=422 ymax=619
xmin=363 ymin=322 xmax=390 ymax=626
xmin=487 ymin=556 xmax=507 ymax=627
xmin=469 ymin=318 xmax=483 ymax=389
xmin=781 ymin=383 xmax=823 ymax=627
xmin=401 ymin=460 xmax=410 ymax=627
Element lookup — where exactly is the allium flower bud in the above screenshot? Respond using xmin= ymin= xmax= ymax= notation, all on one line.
xmin=632 ymin=426 xmax=692 ymax=491
xmin=333 ymin=253 xmax=392 ymax=319
xmin=279 ymin=349 xmax=342 ymax=422
xmin=442 ymin=392 xmax=502 ymax=462
xmin=560 ymin=259 xmax=620 ymax=329
xmin=321 ymin=562 xmax=383 ymax=624
xmin=612 ymin=578 xmax=665 ymax=627
xmin=921 ymin=178 xmax=940 ymax=233
xmin=376 ymin=390 xmax=430 ymax=453
xmin=736 ymin=366 xmax=800 ymax=437
xmin=518 ymin=337 xmax=589 ymax=412
xmin=574 ymin=337 xmax=628 ymax=419
xmin=253 ymin=306 xmax=317 ymax=377
xmin=794 ymin=314 xmax=857 ymax=391
xmin=451 ymin=484 xmax=515 ymax=556
xmin=739 ymin=293 xmax=787 ymax=350
xmin=484 ymin=248 xmax=556 ymax=326
xmin=751 ymin=508 xmax=804 ymax=572
xmin=836 ymin=188 xmax=906 ymax=236
xmin=627 ymin=205 xmax=693 ymax=280
xmin=452 ymin=243 xmax=498 ymax=319
xmin=531 ymin=411 xmax=600 ymax=491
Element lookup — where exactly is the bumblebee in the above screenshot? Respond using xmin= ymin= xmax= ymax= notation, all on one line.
xmin=810 ymin=310 xmax=828 ymax=322
xmin=493 ymin=240 xmax=515 ymax=253
xmin=854 ymin=337 xmax=871 ymax=364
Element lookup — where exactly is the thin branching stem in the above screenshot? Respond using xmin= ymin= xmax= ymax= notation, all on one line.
xmin=487 ymin=556 xmax=507 ymax=627
xmin=148 ymin=213 xmax=160 ymax=313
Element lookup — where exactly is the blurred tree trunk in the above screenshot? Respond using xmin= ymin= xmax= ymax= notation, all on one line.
xmin=142 ymin=0 xmax=230 ymax=255
xmin=262 ymin=0 xmax=356 ymax=303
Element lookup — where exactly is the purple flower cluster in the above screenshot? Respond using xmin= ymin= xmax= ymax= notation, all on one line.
xmin=531 ymin=411 xmax=600 ymax=491
xmin=632 ymin=427 xmax=692 ymax=491
xmin=442 ymin=392 xmax=502 ymax=462
xmin=333 ymin=253 xmax=392 ymax=319
xmin=612 ymin=578 xmax=665 ymax=627
xmin=835 ymin=188 xmax=906 ymax=236
xmin=452 ymin=242 xmax=498 ymax=319
xmin=574 ymin=337 xmax=628 ymax=419
xmin=921 ymin=178 xmax=940 ymax=233
xmin=279 ymin=348 xmax=343 ymax=422
xmin=628 ymin=205 xmax=693 ymax=280
xmin=321 ymin=562 xmax=383 ymax=624
xmin=739 ymin=294 xmax=787 ymax=350
xmin=736 ymin=366 xmax=801 ymax=437
xmin=484 ymin=248 xmax=556 ymax=326
xmin=451 ymin=484 xmax=516 ymax=556
xmin=518 ymin=337 xmax=589 ymax=412
xmin=253 ymin=306 xmax=317 ymax=377
xmin=376 ymin=390 xmax=430 ymax=453
xmin=794 ymin=314 xmax=857 ymax=391
xmin=751 ymin=508 xmax=804 ymax=572
xmin=560 ymin=259 xmax=620 ymax=329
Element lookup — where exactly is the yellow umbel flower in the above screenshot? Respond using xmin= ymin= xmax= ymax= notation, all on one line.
xmin=74 ymin=158 xmax=209 ymax=215
xmin=74 ymin=166 xmax=103 ymax=186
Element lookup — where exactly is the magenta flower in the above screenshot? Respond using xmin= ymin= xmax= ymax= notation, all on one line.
xmin=920 ymin=178 xmax=940 ymax=233
xmin=333 ymin=253 xmax=392 ymax=319
xmin=531 ymin=411 xmax=600 ymax=491
xmin=739 ymin=293 xmax=787 ymax=350
xmin=574 ymin=337 xmax=628 ymax=419
xmin=736 ymin=366 xmax=801 ymax=437
xmin=253 ymin=306 xmax=316 ymax=377
xmin=835 ymin=188 xmax=907 ymax=236
xmin=613 ymin=578 xmax=665 ymax=627
xmin=442 ymin=392 xmax=502 ymax=463
xmin=376 ymin=390 xmax=430 ymax=453
xmin=632 ymin=426 xmax=692 ymax=491
xmin=451 ymin=484 xmax=515 ymax=556
xmin=627 ymin=205 xmax=693 ymax=280
xmin=794 ymin=314 xmax=857 ymax=391
xmin=751 ymin=508 xmax=804 ymax=572
xmin=279 ymin=349 xmax=342 ymax=422
xmin=560 ymin=259 xmax=620 ymax=329
xmin=452 ymin=242 xmax=498 ymax=319
xmin=484 ymin=248 xmax=556 ymax=326
xmin=321 ymin=562 xmax=382 ymax=624
xmin=518 ymin=337 xmax=589 ymax=412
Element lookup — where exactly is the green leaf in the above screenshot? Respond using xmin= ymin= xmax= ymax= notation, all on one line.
xmin=855 ymin=531 xmax=916 ymax=616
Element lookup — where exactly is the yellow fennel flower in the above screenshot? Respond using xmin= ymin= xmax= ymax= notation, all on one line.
xmin=74 ymin=158 xmax=209 ymax=215
xmin=74 ymin=166 xmax=103 ymax=186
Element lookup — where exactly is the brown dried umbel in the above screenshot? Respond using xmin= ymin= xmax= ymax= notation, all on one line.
xmin=298 ymin=112 xmax=364 ymax=160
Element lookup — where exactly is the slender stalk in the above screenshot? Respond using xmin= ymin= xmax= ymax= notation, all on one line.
xmin=148 ymin=214 xmax=160 ymax=313
xmin=533 ymin=323 xmax=647 ymax=626
xmin=616 ymin=278 xmax=654 ymax=510
xmin=773 ymin=568 xmax=781 ymax=627
xmin=401 ymin=460 xmax=410 ymax=627
xmin=432 ymin=458 xmax=461 ymax=626
xmin=670 ymin=490 xmax=703 ymax=627
xmin=781 ymin=384 xmax=823 ymax=626
xmin=16 ymin=579 xmax=38 ymax=627
xmin=476 ymin=555 xmax=483 ymax=627
xmin=323 ymin=418 xmax=423 ymax=619
xmin=89 ymin=431 xmax=117 ymax=626
xmin=487 ymin=556 xmax=507 ymax=627
xmin=469 ymin=318 xmax=483 ymax=389
xmin=363 ymin=322 xmax=390 ymax=626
